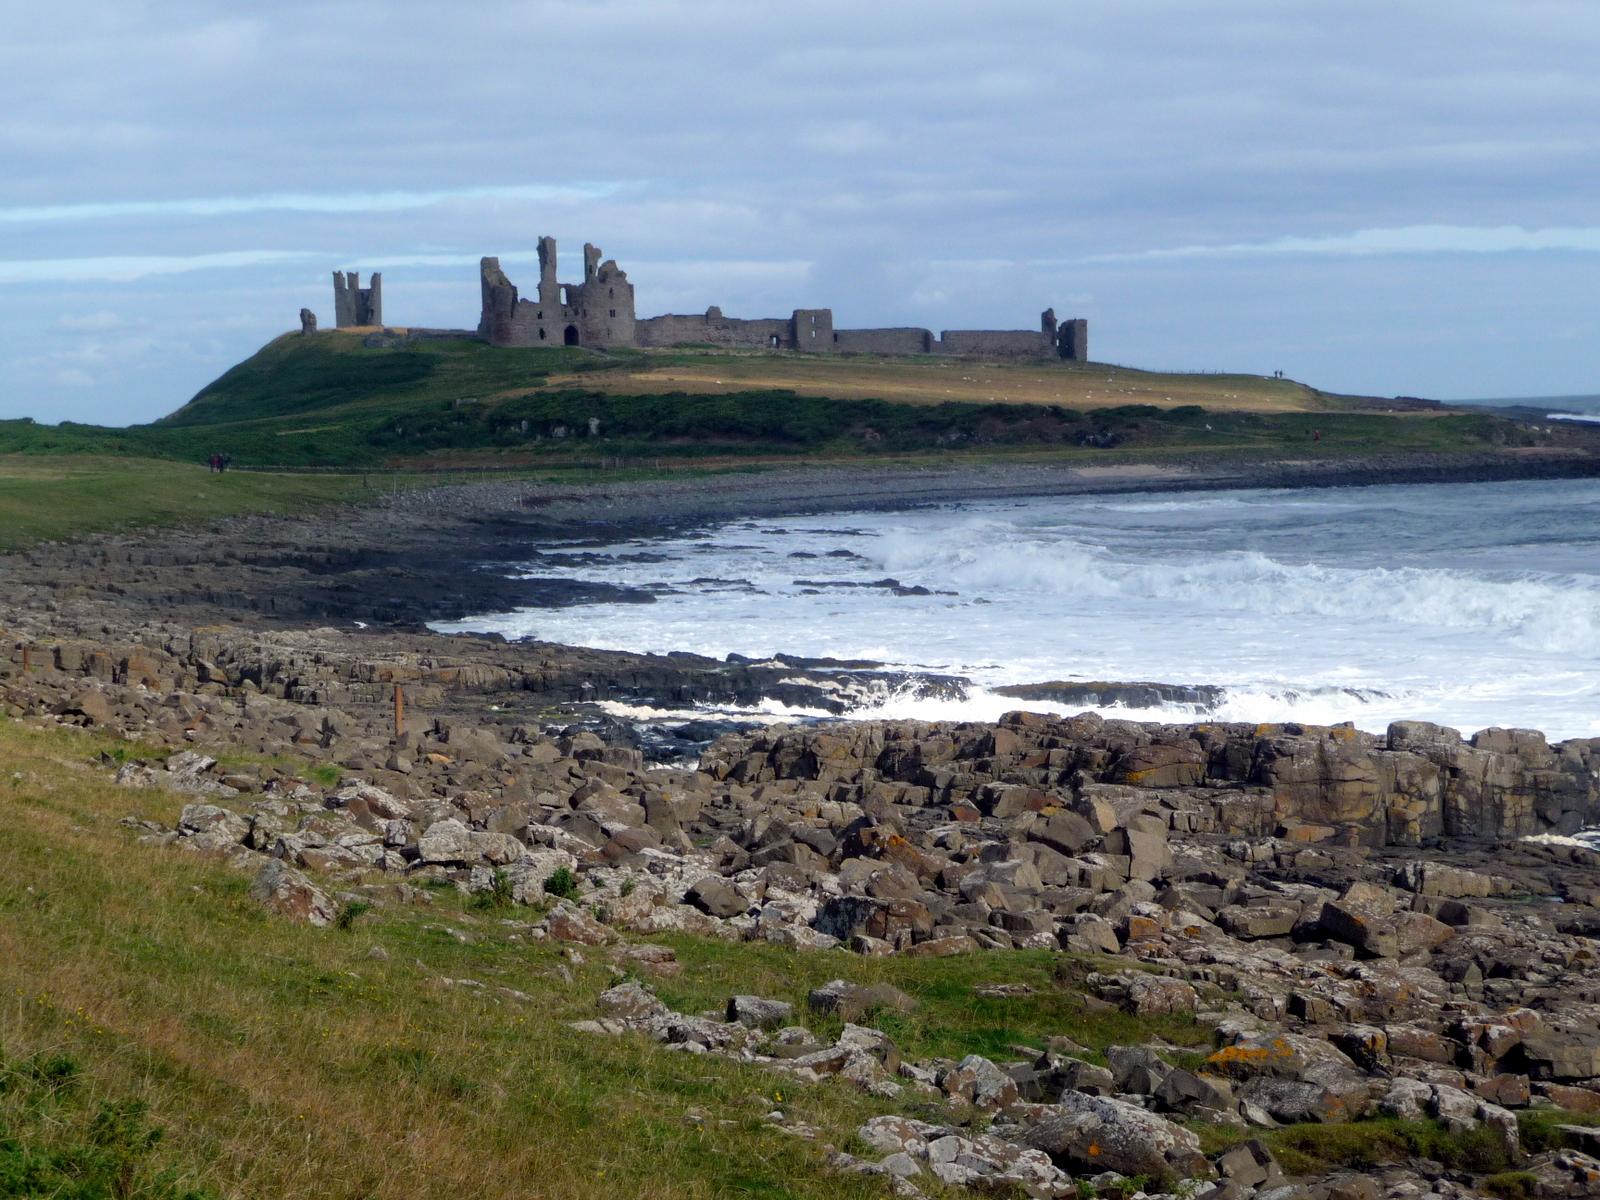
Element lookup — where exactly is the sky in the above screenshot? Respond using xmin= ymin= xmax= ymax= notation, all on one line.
xmin=3 ymin=0 xmax=1598 ymax=426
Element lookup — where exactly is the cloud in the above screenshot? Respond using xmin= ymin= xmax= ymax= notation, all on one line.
xmin=1091 ymin=225 xmax=1600 ymax=262
xmin=53 ymin=368 xmax=95 ymax=387
xmin=0 ymin=183 xmax=622 ymax=226
xmin=56 ymin=310 xmax=124 ymax=331
xmin=0 ymin=250 xmax=312 ymax=285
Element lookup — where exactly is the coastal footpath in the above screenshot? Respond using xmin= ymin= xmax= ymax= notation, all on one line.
xmin=8 ymin=464 xmax=1600 ymax=1197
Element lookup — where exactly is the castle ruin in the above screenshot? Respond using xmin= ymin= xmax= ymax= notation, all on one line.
xmin=478 ymin=237 xmax=634 ymax=347
xmin=325 ymin=238 xmax=1087 ymax=361
xmin=332 ymin=270 xmax=382 ymax=328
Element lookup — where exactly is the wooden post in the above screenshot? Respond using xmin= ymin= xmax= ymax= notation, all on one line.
xmin=21 ymin=645 xmax=31 ymax=674
xmin=393 ymin=684 xmax=404 ymax=740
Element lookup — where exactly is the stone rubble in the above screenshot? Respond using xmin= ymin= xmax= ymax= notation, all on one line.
xmin=14 ymin=632 xmax=1600 ymax=1195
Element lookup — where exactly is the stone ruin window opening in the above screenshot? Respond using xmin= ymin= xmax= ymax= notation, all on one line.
xmin=769 ymin=334 xmax=781 ymax=349
xmin=563 ymin=324 xmax=580 ymax=346
xmin=538 ymin=328 xmax=546 ymax=340
xmin=610 ymin=309 xmax=617 ymax=318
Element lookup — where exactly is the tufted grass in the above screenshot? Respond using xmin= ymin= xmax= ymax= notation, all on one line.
xmin=0 ymin=454 xmax=398 ymax=550
xmin=646 ymin=937 xmax=1208 ymax=1065
xmin=0 ymin=717 xmax=909 ymax=1200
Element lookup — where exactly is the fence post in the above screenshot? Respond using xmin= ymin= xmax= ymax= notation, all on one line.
xmin=393 ymin=684 xmax=405 ymax=740
xmin=21 ymin=645 xmax=31 ymax=674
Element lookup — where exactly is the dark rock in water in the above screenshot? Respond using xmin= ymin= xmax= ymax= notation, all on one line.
xmin=726 ymin=651 xmax=890 ymax=671
xmin=670 ymin=719 xmax=758 ymax=743
xmin=995 ymin=679 xmax=1227 ymax=709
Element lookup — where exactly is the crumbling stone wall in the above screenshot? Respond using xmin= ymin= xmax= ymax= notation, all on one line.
xmin=939 ymin=329 xmax=1058 ymax=358
xmin=634 ymin=307 xmax=802 ymax=350
xmin=332 ymin=271 xmax=381 ymax=328
xmin=362 ymin=232 xmax=1093 ymax=361
xmin=831 ymin=328 xmax=936 ymax=354
xmin=477 ymin=239 xmax=636 ymax=348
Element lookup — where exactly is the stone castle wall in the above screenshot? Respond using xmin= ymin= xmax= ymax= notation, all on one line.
xmin=326 ymin=236 xmax=1090 ymax=361
xmin=832 ymin=328 xmax=936 ymax=355
xmin=633 ymin=308 xmax=793 ymax=350
xmin=939 ymin=329 xmax=1058 ymax=358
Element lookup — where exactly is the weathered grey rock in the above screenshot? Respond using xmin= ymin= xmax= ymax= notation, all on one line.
xmin=727 ymin=994 xmax=793 ymax=1030
xmin=248 ymin=859 xmax=335 ymax=926
xmin=416 ymin=818 xmax=479 ymax=864
xmin=177 ymin=802 xmax=250 ymax=851
xmin=807 ymin=979 xmax=918 ymax=1022
xmin=1317 ymin=897 xmax=1398 ymax=958
xmin=685 ymin=875 xmax=746 ymax=918
xmin=543 ymin=900 xmax=615 ymax=945
xmin=597 ymin=981 xmax=667 ymax=1019
xmin=1125 ymin=973 xmax=1198 ymax=1016
xmin=1020 ymin=1090 xmax=1208 ymax=1179
xmin=939 ymin=1054 xmax=1017 ymax=1110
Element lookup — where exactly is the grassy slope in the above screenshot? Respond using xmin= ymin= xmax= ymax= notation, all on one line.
xmin=0 ymin=715 xmax=1212 ymax=1200
xmin=2 ymin=716 xmax=1585 ymax=1198
xmin=0 ymin=456 xmax=407 ymax=551
xmin=0 ymin=333 xmax=1522 ymax=470
xmin=558 ymin=352 xmax=1335 ymax=412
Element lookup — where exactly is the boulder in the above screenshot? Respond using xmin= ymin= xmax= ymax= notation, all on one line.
xmin=248 ymin=859 xmax=335 ymax=927
xmin=1020 ymin=1090 xmax=1208 ymax=1179
xmin=416 ymin=818 xmax=479 ymax=865
xmin=176 ymin=802 xmax=250 ymax=852
xmin=807 ymin=979 xmax=918 ymax=1022
xmin=685 ymin=876 xmax=746 ymax=919
xmin=543 ymin=900 xmax=615 ymax=945
xmin=939 ymin=1054 xmax=1018 ymax=1110
xmin=726 ymin=995 xmax=793 ymax=1030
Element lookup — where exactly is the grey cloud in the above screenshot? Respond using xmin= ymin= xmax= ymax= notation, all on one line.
xmin=3 ymin=0 xmax=1599 ymax=421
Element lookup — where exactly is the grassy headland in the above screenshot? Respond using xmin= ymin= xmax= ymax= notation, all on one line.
xmin=0 ymin=332 xmax=1546 ymax=471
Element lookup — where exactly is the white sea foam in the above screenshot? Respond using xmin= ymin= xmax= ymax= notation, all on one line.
xmin=437 ymin=478 xmax=1600 ymax=740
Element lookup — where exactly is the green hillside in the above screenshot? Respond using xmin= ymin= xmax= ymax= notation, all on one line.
xmin=0 ymin=331 xmax=1531 ymax=470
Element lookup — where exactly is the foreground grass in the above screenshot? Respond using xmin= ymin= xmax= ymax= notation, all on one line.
xmin=0 ymin=716 xmax=1215 ymax=1199
xmin=0 ymin=719 xmax=890 ymax=1199
xmin=0 ymin=456 xmax=398 ymax=550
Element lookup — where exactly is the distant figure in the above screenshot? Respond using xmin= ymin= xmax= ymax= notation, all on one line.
xmin=220 ymin=453 xmax=232 ymax=472
xmin=208 ymin=453 xmax=220 ymax=473
xmin=1313 ymin=429 xmax=1322 ymax=442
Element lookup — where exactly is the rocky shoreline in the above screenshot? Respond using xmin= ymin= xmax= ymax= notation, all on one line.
xmin=10 ymin=456 xmax=1600 ymax=1197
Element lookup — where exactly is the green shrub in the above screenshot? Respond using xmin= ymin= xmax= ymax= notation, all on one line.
xmin=1484 ymin=1172 xmax=1538 ymax=1200
xmin=543 ymin=867 xmax=580 ymax=900
xmin=333 ymin=900 xmax=371 ymax=931
xmin=469 ymin=868 xmax=515 ymax=911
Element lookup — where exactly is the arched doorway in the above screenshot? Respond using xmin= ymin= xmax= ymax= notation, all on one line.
xmin=769 ymin=334 xmax=782 ymax=349
xmin=563 ymin=325 xmax=579 ymax=346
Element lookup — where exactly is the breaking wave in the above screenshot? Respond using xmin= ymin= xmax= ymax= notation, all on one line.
xmin=873 ymin=520 xmax=1600 ymax=654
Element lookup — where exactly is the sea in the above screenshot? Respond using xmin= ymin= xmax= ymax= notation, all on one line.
xmin=433 ymin=475 xmax=1600 ymax=740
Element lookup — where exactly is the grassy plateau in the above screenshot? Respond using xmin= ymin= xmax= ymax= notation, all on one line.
xmin=0 ymin=332 xmax=1537 ymax=472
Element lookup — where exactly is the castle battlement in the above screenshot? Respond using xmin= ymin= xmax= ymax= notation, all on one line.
xmin=314 ymin=239 xmax=1087 ymax=361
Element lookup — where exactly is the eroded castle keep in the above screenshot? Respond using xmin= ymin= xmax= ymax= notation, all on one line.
xmin=332 ymin=271 xmax=382 ymax=328
xmin=325 ymin=238 xmax=1088 ymax=360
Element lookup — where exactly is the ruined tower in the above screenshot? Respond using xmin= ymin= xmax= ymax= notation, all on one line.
xmin=332 ymin=271 xmax=382 ymax=327
xmin=476 ymin=237 xmax=636 ymax=348
xmin=1058 ymin=318 xmax=1088 ymax=362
